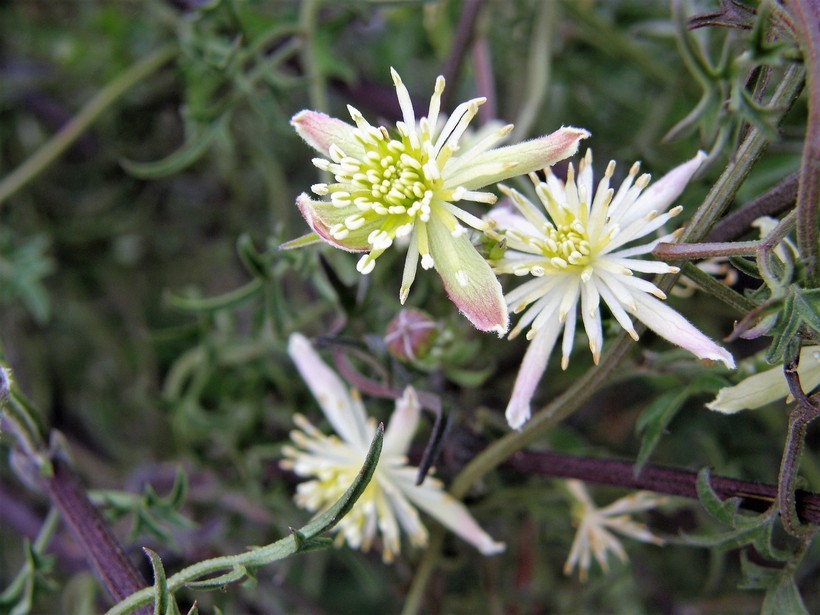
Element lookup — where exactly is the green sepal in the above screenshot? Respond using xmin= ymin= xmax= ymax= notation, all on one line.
xmin=279 ymin=232 xmax=323 ymax=251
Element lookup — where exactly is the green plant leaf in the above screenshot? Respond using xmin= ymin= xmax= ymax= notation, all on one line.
xmin=107 ymin=424 xmax=384 ymax=615
xmin=143 ymin=548 xmax=169 ymax=615
xmin=120 ymin=116 xmax=228 ymax=179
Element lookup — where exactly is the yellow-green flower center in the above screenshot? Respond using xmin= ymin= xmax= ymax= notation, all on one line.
xmin=315 ymin=126 xmax=443 ymax=257
xmin=537 ymin=219 xmax=592 ymax=268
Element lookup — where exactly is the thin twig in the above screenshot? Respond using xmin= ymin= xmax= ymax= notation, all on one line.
xmin=42 ymin=457 xmax=151 ymax=613
xmin=706 ymin=173 xmax=799 ymax=242
xmin=0 ymin=44 xmax=177 ymax=208
xmin=440 ymin=0 xmax=484 ymax=111
xmin=503 ymin=451 xmax=820 ymax=524
xmin=783 ymin=0 xmax=820 ymax=285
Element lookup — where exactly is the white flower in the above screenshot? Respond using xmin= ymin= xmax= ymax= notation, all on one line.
xmin=563 ymin=480 xmax=666 ymax=581
xmin=489 ymin=149 xmax=735 ymax=429
xmin=282 ymin=333 xmax=505 ymax=562
xmin=287 ymin=68 xmax=589 ymax=334
xmin=707 ymin=346 xmax=820 ymax=413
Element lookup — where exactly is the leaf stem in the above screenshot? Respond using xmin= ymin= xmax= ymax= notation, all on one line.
xmin=0 ymin=43 xmax=177 ymax=208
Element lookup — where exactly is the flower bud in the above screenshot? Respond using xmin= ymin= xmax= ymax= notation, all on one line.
xmin=384 ymin=308 xmax=439 ymax=363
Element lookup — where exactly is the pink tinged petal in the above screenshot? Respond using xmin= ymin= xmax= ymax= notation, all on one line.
xmin=296 ymin=193 xmax=371 ymax=252
xmin=291 ymin=110 xmax=364 ymax=159
xmin=622 ymin=151 xmax=706 ymax=226
xmin=287 ymin=333 xmax=371 ymax=448
xmin=630 ymin=293 xmax=735 ymax=368
xmin=447 ymin=126 xmax=591 ymax=190
xmin=397 ymin=476 xmax=505 ymax=555
xmin=427 ymin=214 xmax=509 ymax=335
xmin=383 ymin=386 xmax=421 ymax=456
xmin=506 ymin=321 xmax=562 ymax=429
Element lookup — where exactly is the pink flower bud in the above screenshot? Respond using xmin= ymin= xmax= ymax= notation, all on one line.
xmin=384 ymin=308 xmax=439 ymax=362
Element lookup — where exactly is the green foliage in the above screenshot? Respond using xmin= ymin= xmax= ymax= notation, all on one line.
xmin=0 ymin=0 xmax=816 ymax=613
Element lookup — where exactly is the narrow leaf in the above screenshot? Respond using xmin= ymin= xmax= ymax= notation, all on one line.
xmin=143 ymin=548 xmax=169 ymax=615
xmin=120 ymin=116 xmax=227 ymax=179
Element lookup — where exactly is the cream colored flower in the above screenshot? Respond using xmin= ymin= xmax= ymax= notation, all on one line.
xmin=287 ymin=68 xmax=588 ymax=334
xmin=489 ymin=150 xmax=735 ymax=429
xmin=563 ymin=480 xmax=666 ymax=581
xmin=282 ymin=333 xmax=504 ymax=562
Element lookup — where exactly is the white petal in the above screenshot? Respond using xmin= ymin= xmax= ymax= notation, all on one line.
xmin=383 ymin=387 xmax=421 ymax=455
xmin=630 ymin=293 xmax=735 ymax=368
xmin=287 ymin=333 xmax=370 ymax=448
xmin=506 ymin=321 xmax=562 ymax=429
xmin=620 ymin=151 xmax=706 ymax=226
xmin=396 ymin=474 xmax=506 ymax=555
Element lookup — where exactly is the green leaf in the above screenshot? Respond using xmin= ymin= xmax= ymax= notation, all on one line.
xmin=143 ymin=548 xmax=169 ymax=615
xmin=635 ymin=390 xmax=687 ymax=476
xmin=164 ymin=280 xmax=263 ymax=313
xmin=106 ymin=425 xmax=384 ymax=615
xmin=635 ymin=378 xmax=725 ymax=475
xmin=236 ymin=234 xmax=269 ymax=279
xmin=767 ymin=288 xmax=820 ymax=363
xmin=694 ymin=468 xmax=768 ymax=529
xmin=762 ymin=577 xmax=809 ymax=615
xmin=120 ymin=115 xmax=228 ymax=179
xmin=741 ymin=553 xmax=809 ymax=615
xmin=185 ymin=566 xmax=248 ymax=590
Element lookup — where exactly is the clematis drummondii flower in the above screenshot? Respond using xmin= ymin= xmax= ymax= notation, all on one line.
xmin=282 ymin=333 xmax=505 ymax=562
xmin=489 ymin=150 xmax=735 ymax=429
xmin=563 ymin=480 xmax=667 ymax=581
xmin=287 ymin=68 xmax=589 ymax=334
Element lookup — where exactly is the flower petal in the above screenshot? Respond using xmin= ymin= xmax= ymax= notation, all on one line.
xmin=446 ymin=126 xmax=590 ymax=190
xmin=287 ymin=333 xmax=371 ymax=448
xmin=291 ymin=110 xmax=364 ymax=159
xmin=631 ymin=293 xmax=735 ymax=368
xmin=707 ymin=347 xmax=820 ymax=413
xmin=506 ymin=321 xmax=562 ymax=429
xmin=427 ymin=214 xmax=509 ymax=335
xmin=393 ymin=473 xmax=506 ymax=555
xmin=622 ymin=151 xmax=706 ymax=226
xmin=383 ymin=387 xmax=421 ymax=456
xmin=296 ymin=193 xmax=372 ymax=252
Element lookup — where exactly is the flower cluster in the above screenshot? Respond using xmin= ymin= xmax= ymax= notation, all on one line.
xmin=288 ymin=68 xmax=588 ymax=334
xmin=282 ymin=333 xmax=504 ymax=562
xmin=563 ymin=480 xmax=667 ymax=581
xmin=488 ymin=150 xmax=735 ymax=428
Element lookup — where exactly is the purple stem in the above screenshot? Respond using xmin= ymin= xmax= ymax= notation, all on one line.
xmin=41 ymin=457 xmax=151 ymax=613
xmin=504 ymin=450 xmax=820 ymax=523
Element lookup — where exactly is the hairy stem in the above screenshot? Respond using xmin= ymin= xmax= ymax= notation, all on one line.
xmin=706 ymin=172 xmax=799 ymax=242
xmin=783 ymin=0 xmax=820 ymax=285
xmin=43 ymin=458 xmax=150 ymax=611
xmin=505 ymin=451 xmax=820 ymax=523
xmin=778 ymin=343 xmax=820 ymax=536
xmin=0 ymin=43 xmax=177 ymax=208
